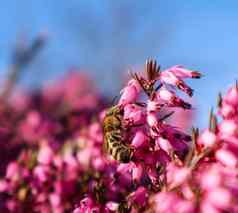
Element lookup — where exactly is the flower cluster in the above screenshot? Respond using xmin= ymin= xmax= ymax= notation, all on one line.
xmin=0 ymin=71 xmax=108 ymax=212
xmin=108 ymin=60 xmax=201 ymax=189
xmin=147 ymin=82 xmax=238 ymax=213
xmin=1 ymin=59 xmax=238 ymax=213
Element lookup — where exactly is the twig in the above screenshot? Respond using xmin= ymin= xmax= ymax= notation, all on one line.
xmin=1 ymin=33 xmax=46 ymax=100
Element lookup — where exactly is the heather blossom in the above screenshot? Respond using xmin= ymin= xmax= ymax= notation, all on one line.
xmin=117 ymin=60 xmax=198 ymax=165
xmin=2 ymin=58 xmax=238 ymax=213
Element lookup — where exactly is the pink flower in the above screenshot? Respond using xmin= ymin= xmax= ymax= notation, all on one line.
xmin=105 ymin=201 xmax=119 ymax=211
xmin=6 ymin=161 xmax=20 ymax=180
xmin=155 ymin=137 xmax=172 ymax=153
xmin=128 ymin=78 xmax=141 ymax=92
xmin=119 ymin=79 xmax=141 ymax=106
xmin=166 ymin=163 xmax=190 ymax=189
xmin=206 ymin=187 xmax=232 ymax=210
xmin=168 ymin=65 xmax=201 ymax=79
xmin=146 ymin=100 xmax=163 ymax=112
xmin=116 ymin=162 xmax=134 ymax=174
xmin=128 ymin=186 xmax=148 ymax=207
xmin=77 ymin=148 xmax=92 ymax=169
xmin=6 ymin=199 xmax=18 ymax=212
xmin=89 ymin=123 xmax=103 ymax=144
xmin=26 ymin=110 xmax=41 ymax=127
xmin=0 ymin=180 xmax=8 ymax=192
xmin=124 ymin=104 xmax=145 ymax=125
xmin=159 ymin=70 xmax=193 ymax=96
xmin=156 ymin=88 xmax=191 ymax=109
xmin=200 ymin=164 xmax=224 ymax=190
xmin=216 ymin=149 xmax=237 ymax=168
xmin=224 ymin=85 xmax=238 ymax=106
xmin=132 ymin=163 xmax=143 ymax=182
xmin=53 ymin=155 xmax=64 ymax=169
xmin=218 ymin=102 xmax=235 ymax=118
xmin=73 ymin=197 xmax=100 ymax=213
xmin=49 ymin=193 xmax=61 ymax=207
xmin=79 ymin=197 xmax=93 ymax=211
xmin=151 ymin=192 xmax=195 ymax=213
xmin=33 ymin=165 xmax=50 ymax=182
xmin=219 ymin=119 xmax=238 ymax=136
xmin=9 ymin=90 xmax=31 ymax=112
xmin=199 ymin=163 xmax=238 ymax=212
xmin=131 ymin=131 xmax=148 ymax=148
xmin=200 ymin=201 xmax=218 ymax=213
xmin=198 ymin=129 xmax=217 ymax=148
xmin=167 ymin=108 xmax=194 ymax=130
xmin=92 ymin=157 xmax=106 ymax=171
xmin=38 ymin=143 xmax=54 ymax=165
xmin=181 ymin=184 xmax=195 ymax=200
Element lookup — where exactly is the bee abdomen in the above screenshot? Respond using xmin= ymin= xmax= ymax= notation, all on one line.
xmin=105 ymin=133 xmax=132 ymax=163
xmin=117 ymin=149 xmax=132 ymax=163
xmin=108 ymin=141 xmax=132 ymax=163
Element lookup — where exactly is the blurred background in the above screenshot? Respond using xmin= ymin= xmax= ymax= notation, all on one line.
xmin=0 ymin=0 xmax=237 ymax=127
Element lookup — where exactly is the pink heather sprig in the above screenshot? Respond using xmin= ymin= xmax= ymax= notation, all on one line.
xmin=88 ymin=59 xmax=201 ymax=207
xmin=188 ymin=83 xmax=238 ymax=170
xmin=214 ymin=83 xmax=238 ymax=168
xmin=116 ymin=60 xmax=200 ymax=167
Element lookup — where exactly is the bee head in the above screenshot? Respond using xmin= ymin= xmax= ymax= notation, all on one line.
xmin=106 ymin=105 xmax=124 ymax=116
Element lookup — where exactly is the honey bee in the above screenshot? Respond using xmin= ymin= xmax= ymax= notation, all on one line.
xmin=103 ymin=105 xmax=134 ymax=163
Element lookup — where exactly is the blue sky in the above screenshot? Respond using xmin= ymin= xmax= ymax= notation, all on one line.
xmin=0 ymin=0 xmax=238 ymax=127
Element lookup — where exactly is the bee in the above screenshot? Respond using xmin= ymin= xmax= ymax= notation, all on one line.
xmin=103 ymin=105 xmax=134 ymax=163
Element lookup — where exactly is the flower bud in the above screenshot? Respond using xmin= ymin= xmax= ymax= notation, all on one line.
xmin=119 ymin=80 xmax=140 ymax=106
xmin=219 ymin=102 xmax=235 ymax=118
xmin=106 ymin=201 xmax=119 ymax=211
xmin=132 ymin=164 xmax=143 ymax=182
xmin=128 ymin=186 xmax=148 ymax=207
xmin=131 ymin=131 xmax=148 ymax=148
xmin=169 ymin=65 xmax=201 ymax=79
xmin=224 ymin=85 xmax=238 ymax=106
xmin=38 ymin=144 xmax=54 ymax=165
xmin=219 ymin=120 xmax=238 ymax=137
xmin=124 ymin=104 xmax=145 ymax=125
xmin=216 ymin=149 xmax=237 ymax=168
xmin=6 ymin=162 xmax=19 ymax=180
xmin=207 ymin=187 xmax=232 ymax=210
xmin=49 ymin=193 xmax=61 ymax=207
xmin=198 ymin=130 xmax=217 ymax=148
